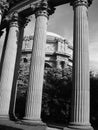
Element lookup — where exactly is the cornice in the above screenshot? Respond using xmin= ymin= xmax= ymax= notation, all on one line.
xmin=54 ymin=52 xmax=70 ymax=58
xmin=8 ymin=0 xmax=69 ymax=9
xmin=7 ymin=0 xmax=42 ymax=16
xmin=6 ymin=0 xmax=69 ymax=17
xmin=8 ymin=0 xmax=24 ymax=8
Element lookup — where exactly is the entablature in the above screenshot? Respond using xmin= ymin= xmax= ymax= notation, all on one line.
xmin=7 ymin=0 xmax=69 ymax=17
xmin=0 ymin=0 xmax=69 ymax=30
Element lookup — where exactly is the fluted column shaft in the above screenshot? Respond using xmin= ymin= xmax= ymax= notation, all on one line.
xmin=0 ymin=12 xmax=19 ymax=118
xmin=24 ymin=2 xmax=49 ymax=122
xmin=69 ymin=0 xmax=93 ymax=129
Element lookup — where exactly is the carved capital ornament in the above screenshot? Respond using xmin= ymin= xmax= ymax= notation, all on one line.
xmin=35 ymin=0 xmax=55 ymax=18
xmin=0 ymin=0 xmax=9 ymax=14
xmin=9 ymin=11 xmax=19 ymax=28
xmin=70 ymin=0 xmax=93 ymax=8
xmin=4 ymin=11 xmax=30 ymax=29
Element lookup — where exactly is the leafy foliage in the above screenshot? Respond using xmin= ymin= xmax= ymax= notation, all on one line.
xmin=90 ymin=74 xmax=98 ymax=127
xmin=41 ymin=67 xmax=72 ymax=124
xmin=15 ymin=67 xmax=98 ymax=127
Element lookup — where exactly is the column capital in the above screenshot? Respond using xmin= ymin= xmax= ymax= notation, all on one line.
xmin=34 ymin=0 xmax=55 ymax=18
xmin=5 ymin=12 xmax=30 ymax=29
xmin=9 ymin=11 xmax=19 ymax=28
xmin=70 ymin=0 xmax=93 ymax=8
xmin=0 ymin=0 xmax=9 ymax=14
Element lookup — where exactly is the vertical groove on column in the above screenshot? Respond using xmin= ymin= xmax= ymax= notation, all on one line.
xmin=24 ymin=15 xmax=47 ymax=121
xmin=0 ymin=23 xmax=18 ymax=117
xmin=69 ymin=2 xmax=93 ymax=129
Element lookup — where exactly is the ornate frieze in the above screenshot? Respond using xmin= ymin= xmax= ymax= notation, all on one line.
xmin=70 ymin=0 xmax=93 ymax=8
xmin=0 ymin=0 xmax=9 ymax=14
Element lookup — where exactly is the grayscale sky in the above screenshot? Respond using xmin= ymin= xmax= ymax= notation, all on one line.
xmin=0 ymin=0 xmax=98 ymax=72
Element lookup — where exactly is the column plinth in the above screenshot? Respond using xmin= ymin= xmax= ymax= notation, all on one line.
xmin=0 ymin=12 xmax=19 ymax=119
xmin=66 ymin=0 xmax=93 ymax=130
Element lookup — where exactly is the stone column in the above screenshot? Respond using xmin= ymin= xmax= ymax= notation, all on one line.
xmin=24 ymin=1 xmax=54 ymax=123
xmin=0 ymin=12 xmax=19 ymax=119
xmin=68 ymin=0 xmax=93 ymax=130
xmin=9 ymin=17 xmax=28 ymax=120
xmin=0 ymin=0 xmax=9 ymax=24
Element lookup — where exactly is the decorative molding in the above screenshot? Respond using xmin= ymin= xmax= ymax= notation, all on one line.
xmin=7 ymin=0 xmax=42 ymax=17
xmin=0 ymin=0 xmax=9 ymax=14
xmin=8 ymin=0 xmax=24 ymax=8
xmin=5 ymin=11 xmax=30 ymax=28
xmin=7 ymin=0 xmax=67 ymax=16
xmin=35 ymin=0 xmax=55 ymax=18
xmin=70 ymin=0 xmax=93 ymax=8
xmin=9 ymin=11 xmax=19 ymax=28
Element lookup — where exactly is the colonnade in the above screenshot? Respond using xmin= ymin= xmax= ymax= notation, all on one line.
xmin=0 ymin=0 xmax=93 ymax=130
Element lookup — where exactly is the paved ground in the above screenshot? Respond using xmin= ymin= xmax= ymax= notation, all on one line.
xmin=0 ymin=119 xmax=97 ymax=130
xmin=0 ymin=119 xmax=70 ymax=130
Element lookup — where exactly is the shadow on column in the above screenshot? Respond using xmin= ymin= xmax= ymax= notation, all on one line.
xmin=9 ymin=26 xmax=25 ymax=121
xmin=0 ymin=28 xmax=9 ymax=79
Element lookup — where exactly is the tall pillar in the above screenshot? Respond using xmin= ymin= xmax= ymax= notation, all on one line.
xmin=9 ymin=17 xmax=27 ymax=120
xmin=0 ymin=9 xmax=2 ymax=25
xmin=24 ymin=1 xmax=54 ymax=123
xmin=0 ymin=12 xmax=19 ymax=119
xmin=68 ymin=0 xmax=93 ymax=130
xmin=0 ymin=0 xmax=9 ymax=24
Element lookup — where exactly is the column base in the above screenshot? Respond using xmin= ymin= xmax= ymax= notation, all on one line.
xmin=22 ymin=118 xmax=46 ymax=126
xmin=66 ymin=122 xmax=94 ymax=130
xmin=0 ymin=115 xmax=9 ymax=120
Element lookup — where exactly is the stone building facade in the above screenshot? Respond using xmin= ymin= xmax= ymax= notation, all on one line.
xmin=20 ymin=32 xmax=73 ymax=71
xmin=16 ymin=32 xmax=73 ymax=92
xmin=16 ymin=32 xmax=73 ymax=97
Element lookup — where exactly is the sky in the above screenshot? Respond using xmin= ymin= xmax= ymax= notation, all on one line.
xmin=0 ymin=0 xmax=98 ymax=72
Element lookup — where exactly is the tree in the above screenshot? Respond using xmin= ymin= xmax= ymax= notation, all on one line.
xmin=15 ymin=65 xmax=98 ymax=128
xmin=90 ymin=73 xmax=98 ymax=127
xmin=42 ymin=67 xmax=72 ymax=125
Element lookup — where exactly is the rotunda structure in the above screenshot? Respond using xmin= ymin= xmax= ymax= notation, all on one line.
xmin=21 ymin=32 xmax=73 ymax=70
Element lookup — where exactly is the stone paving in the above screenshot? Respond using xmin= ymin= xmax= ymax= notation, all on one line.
xmin=0 ymin=119 xmax=76 ymax=130
xmin=0 ymin=119 xmax=97 ymax=130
